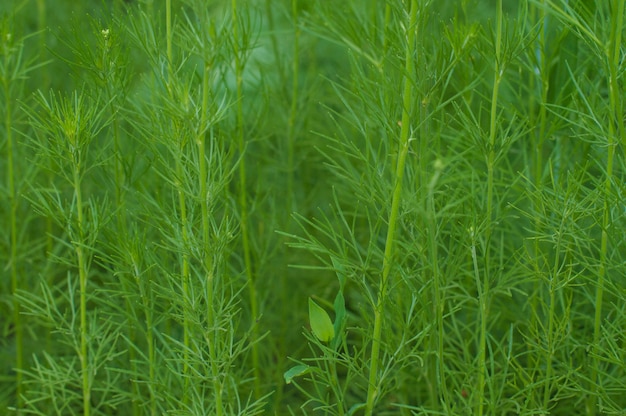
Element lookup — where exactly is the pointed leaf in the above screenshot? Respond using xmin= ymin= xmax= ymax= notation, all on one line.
xmin=309 ymin=297 xmax=335 ymax=342
xmin=331 ymin=291 xmax=347 ymax=349
xmin=333 ymin=291 xmax=346 ymax=332
xmin=284 ymin=364 xmax=311 ymax=384
xmin=347 ymin=403 xmax=367 ymax=415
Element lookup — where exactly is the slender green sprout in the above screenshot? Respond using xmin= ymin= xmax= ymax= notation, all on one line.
xmin=231 ymin=0 xmax=260 ymax=400
xmin=589 ymin=0 xmax=624 ymax=413
xmin=2 ymin=26 xmax=23 ymax=411
xmin=195 ymin=7 xmax=224 ymax=414
xmin=365 ymin=1 xmax=418 ymax=414
xmin=477 ymin=1 xmax=503 ymax=414
xmin=164 ymin=0 xmax=193 ymax=403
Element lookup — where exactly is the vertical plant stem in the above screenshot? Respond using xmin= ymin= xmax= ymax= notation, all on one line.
xmin=382 ymin=3 xmax=392 ymax=56
xmin=231 ymin=0 xmax=260 ymax=399
xmin=37 ymin=1 xmax=56 ymax=315
xmin=101 ymin=27 xmax=141 ymax=415
xmin=529 ymin=0 xmax=550 ymax=282
xmin=271 ymin=0 xmax=300 ymax=408
xmin=3 ymin=45 xmax=23 ymax=412
xmin=477 ymin=1 xmax=503 ymax=414
xmin=526 ymin=2 xmax=548 ymax=407
xmin=135 ymin=256 xmax=157 ymax=416
xmin=264 ymin=0 xmax=285 ymax=96
xmin=469 ymin=227 xmax=482 ymax=413
xmin=196 ymin=14 xmax=223 ymax=412
xmin=146 ymin=305 xmax=156 ymax=416
xmin=164 ymin=0 xmax=192 ymax=403
xmin=365 ymin=1 xmax=418 ymax=414
xmin=287 ymin=0 xmax=298 ymax=216
xmin=329 ymin=358 xmax=345 ymax=416
xmin=166 ymin=0 xmax=172 ymax=74
xmin=175 ymin=127 xmax=191 ymax=404
xmin=419 ymin=44 xmax=436 ymax=409
xmin=427 ymin=160 xmax=447 ymax=409
xmin=589 ymin=0 xmax=624 ymax=412
xmin=534 ymin=0 xmax=549 ymax=192
xmin=71 ymin=127 xmax=90 ymax=416
xmin=542 ymin=231 xmax=562 ymax=409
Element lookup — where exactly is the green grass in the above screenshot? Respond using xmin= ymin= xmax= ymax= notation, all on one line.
xmin=1 ymin=0 xmax=626 ymax=414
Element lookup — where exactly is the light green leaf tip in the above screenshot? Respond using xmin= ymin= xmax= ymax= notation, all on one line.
xmin=309 ymin=297 xmax=335 ymax=342
xmin=347 ymin=402 xmax=367 ymax=415
xmin=284 ymin=364 xmax=311 ymax=384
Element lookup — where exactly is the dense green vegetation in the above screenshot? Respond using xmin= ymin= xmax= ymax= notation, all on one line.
xmin=1 ymin=0 xmax=625 ymax=414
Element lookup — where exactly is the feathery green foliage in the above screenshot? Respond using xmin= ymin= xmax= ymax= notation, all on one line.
xmin=0 ymin=0 xmax=625 ymax=414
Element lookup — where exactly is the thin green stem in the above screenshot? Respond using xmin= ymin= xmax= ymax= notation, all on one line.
xmin=427 ymin=161 xmax=447 ymax=409
xmin=534 ymin=0 xmax=549 ymax=190
xmin=328 ymin=357 xmax=345 ymax=416
xmin=166 ymin=0 xmax=172 ymax=73
xmin=272 ymin=0 xmax=300 ymax=408
xmin=419 ymin=44 xmax=437 ymax=410
xmin=231 ymin=0 xmax=260 ymax=400
xmin=38 ymin=0 xmax=55 ymax=297
xmin=163 ymin=0 xmax=194 ymax=404
xmin=365 ymin=1 xmax=418 ymax=414
xmin=175 ymin=132 xmax=191 ymax=403
xmin=542 ymin=228 xmax=563 ymax=409
xmin=101 ymin=28 xmax=141 ymax=415
xmin=135 ymin=255 xmax=156 ymax=416
xmin=531 ymin=0 xmax=550 ymax=284
xmin=145 ymin=296 xmax=156 ymax=416
xmin=4 ymin=48 xmax=23 ymax=412
xmin=72 ymin=144 xmax=90 ymax=416
xmin=196 ymin=19 xmax=224 ymax=413
xmin=287 ymin=0 xmax=298 ymax=216
xmin=469 ymin=228 xmax=482 ymax=414
xmin=589 ymin=0 xmax=623 ymax=412
xmin=264 ymin=0 xmax=286 ymax=96
xmin=382 ymin=3 xmax=392 ymax=57
xmin=527 ymin=2 xmax=548 ymax=408
xmin=477 ymin=1 xmax=503 ymax=414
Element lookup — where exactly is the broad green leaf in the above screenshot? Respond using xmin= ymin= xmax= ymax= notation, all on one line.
xmin=284 ymin=364 xmax=311 ymax=384
xmin=309 ymin=297 xmax=335 ymax=342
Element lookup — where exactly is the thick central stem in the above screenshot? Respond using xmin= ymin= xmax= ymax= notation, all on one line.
xmin=365 ymin=1 xmax=418 ymax=414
